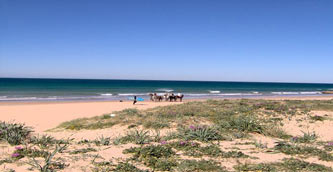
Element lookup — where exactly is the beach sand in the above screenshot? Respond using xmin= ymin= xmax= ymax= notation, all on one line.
xmin=0 ymin=101 xmax=183 ymax=132
xmin=1 ymin=96 xmax=333 ymax=171
xmin=1 ymin=95 xmax=332 ymax=133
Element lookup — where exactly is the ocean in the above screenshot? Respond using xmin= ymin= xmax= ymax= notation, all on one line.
xmin=0 ymin=78 xmax=333 ymax=102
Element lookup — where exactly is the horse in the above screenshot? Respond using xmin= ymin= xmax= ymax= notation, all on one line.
xmin=149 ymin=93 xmax=163 ymax=102
xmin=168 ymin=93 xmax=177 ymax=102
xmin=176 ymin=94 xmax=184 ymax=102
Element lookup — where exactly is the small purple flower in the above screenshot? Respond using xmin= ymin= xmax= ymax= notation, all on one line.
xmin=191 ymin=142 xmax=197 ymax=146
xmin=160 ymin=141 xmax=167 ymax=145
xmin=189 ymin=125 xmax=196 ymax=130
xmin=11 ymin=153 xmax=20 ymax=158
xmin=328 ymin=142 xmax=333 ymax=146
xmin=15 ymin=146 xmax=23 ymax=150
xmin=180 ymin=141 xmax=186 ymax=145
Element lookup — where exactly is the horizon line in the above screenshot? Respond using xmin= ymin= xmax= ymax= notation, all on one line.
xmin=1 ymin=77 xmax=333 ymax=85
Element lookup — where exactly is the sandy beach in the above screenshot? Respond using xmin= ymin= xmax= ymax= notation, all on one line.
xmin=0 ymin=100 xmax=184 ymax=132
xmin=1 ymin=96 xmax=333 ymax=171
xmin=1 ymin=95 xmax=332 ymax=132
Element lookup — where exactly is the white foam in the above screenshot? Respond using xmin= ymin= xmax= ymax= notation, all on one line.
xmin=271 ymin=91 xmax=322 ymax=95
xmin=0 ymin=97 xmax=38 ymax=101
xmin=156 ymin=88 xmax=174 ymax=92
xmin=271 ymin=92 xmax=299 ymax=95
xmin=219 ymin=93 xmax=262 ymax=96
xmin=100 ymin=93 xmax=113 ymax=96
xmin=118 ymin=93 xmax=146 ymax=96
xmin=185 ymin=94 xmax=212 ymax=96
xmin=300 ymin=92 xmax=322 ymax=95
xmin=209 ymin=90 xmax=221 ymax=94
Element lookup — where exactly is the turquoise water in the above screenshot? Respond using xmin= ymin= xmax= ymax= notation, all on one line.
xmin=0 ymin=78 xmax=333 ymax=101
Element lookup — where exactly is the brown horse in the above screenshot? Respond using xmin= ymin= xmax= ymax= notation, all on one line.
xmin=149 ymin=93 xmax=163 ymax=102
xmin=176 ymin=94 xmax=184 ymax=102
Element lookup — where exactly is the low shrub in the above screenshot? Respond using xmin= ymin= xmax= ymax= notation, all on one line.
xmin=291 ymin=131 xmax=318 ymax=143
xmin=177 ymin=125 xmax=223 ymax=142
xmin=274 ymin=142 xmax=333 ymax=161
xmin=0 ymin=121 xmax=33 ymax=145
xmin=218 ymin=115 xmax=264 ymax=134
xmin=123 ymin=145 xmax=176 ymax=171
xmin=93 ymin=135 xmax=111 ymax=146
xmin=29 ymin=135 xmax=57 ymax=149
xmin=114 ymin=162 xmax=147 ymax=172
xmin=113 ymin=129 xmax=151 ymax=145
xmin=176 ymin=159 xmax=227 ymax=172
xmin=235 ymin=158 xmax=333 ymax=172
xmin=70 ymin=147 xmax=97 ymax=154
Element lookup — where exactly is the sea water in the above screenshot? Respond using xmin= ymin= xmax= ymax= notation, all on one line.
xmin=0 ymin=78 xmax=332 ymax=102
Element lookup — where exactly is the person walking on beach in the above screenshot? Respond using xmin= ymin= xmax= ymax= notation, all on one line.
xmin=133 ymin=96 xmax=137 ymax=105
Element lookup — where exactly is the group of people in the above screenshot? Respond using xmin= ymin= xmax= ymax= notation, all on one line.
xmin=149 ymin=93 xmax=184 ymax=102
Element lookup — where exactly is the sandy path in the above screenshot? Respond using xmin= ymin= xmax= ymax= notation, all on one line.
xmin=0 ymin=101 xmax=182 ymax=132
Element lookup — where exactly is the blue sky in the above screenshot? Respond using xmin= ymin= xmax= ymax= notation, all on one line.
xmin=1 ymin=0 xmax=332 ymax=83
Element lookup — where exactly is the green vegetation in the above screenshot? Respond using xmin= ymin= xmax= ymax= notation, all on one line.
xmin=274 ymin=142 xmax=333 ymax=161
xmin=291 ymin=131 xmax=318 ymax=143
xmin=235 ymin=158 xmax=333 ymax=172
xmin=69 ymin=147 xmax=97 ymax=154
xmin=56 ymin=99 xmax=321 ymax=141
xmin=123 ymin=145 xmax=176 ymax=171
xmin=92 ymin=161 xmax=147 ymax=172
xmin=310 ymin=115 xmax=327 ymax=121
xmin=3 ymin=99 xmax=333 ymax=171
xmin=0 ymin=121 xmax=33 ymax=145
xmin=113 ymin=129 xmax=152 ymax=145
xmin=176 ymin=125 xmax=223 ymax=142
xmin=26 ymin=143 xmax=69 ymax=172
xmin=176 ymin=159 xmax=227 ymax=172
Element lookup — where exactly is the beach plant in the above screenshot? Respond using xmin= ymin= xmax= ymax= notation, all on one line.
xmin=323 ymin=142 xmax=333 ymax=151
xmin=291 ymin=131 xmax=318 ymax=143
xmin=114 ymin=162 xmax=147 ymax=172
xmin=221 ymin=150 xmax=249 ymax=158
xmin=0 ymin=121 xmax=33 ymax=145
xmin=262 ymin=125 xmax=291 ymax=139
xmin=113 ymin=129 xmax=151 ymax=145
xmin=281 ymin=158 xmax=333 ymax=171
xmin=123 ymin=144 xmax=176 ymax=171
xmin=0 ymin=158 xmax=13 ymax=165
xmin=234 ymin=163 xmax=277 ymax=172
xmin=310 ymin=115 xmax=326 ymax=121
xmin=274 ymin=141 xmax=333 ymax=161
xmin=217 ymin=115 xmax=264 ymax=135
xmin=26 ymin=143 xmax=69 ymax=172
xmin=12 ymin=146 xmax=49 ymax=160
xmin=143 ymin=118 xmax=169 ymax=129
xmin=29 ymin=135 xmax=57 ymax=149
xmin=175 ymin=159 xmax=227 ymax=172
xmin=92 ymin=161 xmax=147 ymax=172
xmin=254 ymin=140 xmax=268 ymax=149
xmin=234 ymin=158 xmax=333 ymax=172
xmin=93 ymin=135 xmax=111 ymax=146
xmin=69 ymin=147 xmax=97 ymax=154
xmin=177 ymin=125 xmax=223 ymax=142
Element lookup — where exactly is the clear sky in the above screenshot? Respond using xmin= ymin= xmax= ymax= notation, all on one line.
xmin=1 ymin=0 xmax=332 ymax=83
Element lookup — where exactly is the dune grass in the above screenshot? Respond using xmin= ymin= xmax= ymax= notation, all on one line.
xmin=54 ymin=99 xmax=333 ymax=139
xmin=2 ymin=99 xmax=333 ymax=171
